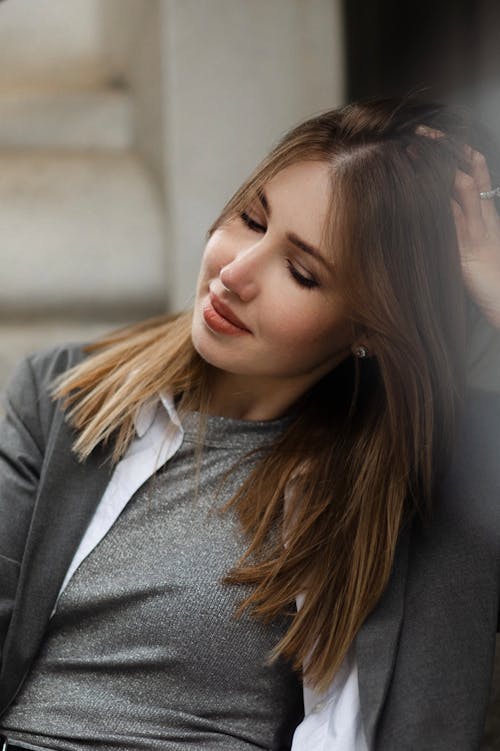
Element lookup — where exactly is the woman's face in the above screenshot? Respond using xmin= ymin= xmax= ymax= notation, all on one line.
xmin=191 ymin=160 xmax=354 ymax=415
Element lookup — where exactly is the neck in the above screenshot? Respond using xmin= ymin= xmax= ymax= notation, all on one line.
xmin=205 ymin=370 xmax=308 ymax=421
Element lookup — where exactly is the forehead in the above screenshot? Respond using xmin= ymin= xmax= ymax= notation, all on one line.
xmin=260 ymin=160 xmax=334 ymax=253
xmin=265 ymin=160 xmax=332 ymax=208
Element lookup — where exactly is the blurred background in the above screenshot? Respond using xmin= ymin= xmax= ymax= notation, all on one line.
xmin=0 ymin=0 xmax=499 ymax=385
xmin=0 ymin=0 xmax=499 ymax=744
xmin=0 ymin=0 xmax=343 ymax=383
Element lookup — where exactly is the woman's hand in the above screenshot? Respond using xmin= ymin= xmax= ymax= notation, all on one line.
xmin=452 ymin=148 xmax=500 ymax=330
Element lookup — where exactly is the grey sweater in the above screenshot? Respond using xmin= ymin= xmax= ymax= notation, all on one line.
xmin=1 ymin=409 xmax=303 ymax=750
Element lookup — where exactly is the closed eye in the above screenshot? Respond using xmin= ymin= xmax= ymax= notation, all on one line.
xmin=285 ymin=261 xmax=318 ymax=289
xmin=240 ymin=211 xmax=266 ymax=233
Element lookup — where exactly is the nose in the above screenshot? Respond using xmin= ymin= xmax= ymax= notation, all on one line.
xmin=219 ymin=245 xmax=262 ymax=302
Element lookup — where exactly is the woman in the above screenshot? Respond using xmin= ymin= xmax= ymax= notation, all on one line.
xmin=0 ymin=96 xmax=500 ymax=750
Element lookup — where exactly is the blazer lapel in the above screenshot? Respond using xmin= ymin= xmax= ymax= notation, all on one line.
xmin=356 ymin=520 xmax=412 ymax=748
xmin=0 ymin=410 xmax=113 ymax=713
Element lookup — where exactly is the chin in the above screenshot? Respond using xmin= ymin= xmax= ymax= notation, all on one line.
xmin=190 ymin=322 xmax=219 ymax=367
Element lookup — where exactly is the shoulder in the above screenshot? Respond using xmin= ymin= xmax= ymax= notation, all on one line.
xmin=449 ymin=387 xmax=500 ymax=481
xmin=2 ymin=342 xmax=90 ymax=443
xmin=458 ymin=387 xmax=500 ymax=457
xmin=27 ymin=341 xmax=88 ymax=384
xmin=440 ymin=388 xmax=500 ymax=531
xmin=4 ymin=341 xmax=88 ymax=400
xmin=464 ymin=385 xmax=500 ymax=414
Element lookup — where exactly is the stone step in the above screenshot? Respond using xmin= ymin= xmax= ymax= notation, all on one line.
xmin=0 ymin=150 xmax=168 ymax=313
xmin=0 ymin=86 xmax=133 ymax=150
xmin=0 ymin=0 xmax=113 ymax=89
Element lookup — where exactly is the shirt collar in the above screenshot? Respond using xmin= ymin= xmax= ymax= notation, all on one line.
xmin=133 ymin=391 xmax=181 ymax=438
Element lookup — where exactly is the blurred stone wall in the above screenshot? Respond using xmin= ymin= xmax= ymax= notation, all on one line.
xmin=0 ymin=0 xmax=166 ymax=384
xmin=0 ymin=0 xmax=344 ymax=386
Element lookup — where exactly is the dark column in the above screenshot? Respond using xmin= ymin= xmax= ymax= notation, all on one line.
xmin=343 ymin=0 xmax=499 ymax=129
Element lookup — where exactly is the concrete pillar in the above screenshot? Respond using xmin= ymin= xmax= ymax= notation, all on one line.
xmin=158 ymin=0 xmax=345 ymax=310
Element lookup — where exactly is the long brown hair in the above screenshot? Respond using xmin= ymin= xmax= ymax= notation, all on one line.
xmin=52 ymin=95 xmax=499 ymax=693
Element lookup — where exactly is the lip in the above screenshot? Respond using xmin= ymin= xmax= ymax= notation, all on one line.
xmin=203 ymin=293 xmax=251 ymax=336
xmin=209 ymin=292 xmax=251 ymax=332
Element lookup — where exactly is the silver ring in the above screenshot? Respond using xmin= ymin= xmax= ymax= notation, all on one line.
xmin=479 ymin=187 xmax=500 ymax=199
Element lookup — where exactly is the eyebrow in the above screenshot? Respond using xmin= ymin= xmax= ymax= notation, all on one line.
xmin=257 ymin=189 xmax=335 ymax=275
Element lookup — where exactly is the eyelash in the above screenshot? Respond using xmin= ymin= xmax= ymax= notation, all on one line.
xmin=239 ymin=211 xmax=319 ymax=290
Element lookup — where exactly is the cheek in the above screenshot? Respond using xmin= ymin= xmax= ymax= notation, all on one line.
xmin=264 ymin=298 xmax=350 ymax=349
xmin=266 ymin=312 xmax=313 ymax=343
xmin=195 ymin=243 xmax=219 ymax=294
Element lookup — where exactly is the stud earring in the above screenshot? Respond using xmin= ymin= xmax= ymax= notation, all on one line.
xmin=352 ymin=345 xmax=369 ymax=358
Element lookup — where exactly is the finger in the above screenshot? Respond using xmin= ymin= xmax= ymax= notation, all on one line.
xmin=453 ymin=168 xmax=486 ymax=243
xmin=451 ymin=198 xmax=474 ymax=269
xmin=468 ymin=148 xmax=491 ymax=191
xmin=469 ymin=148 xmax=499 ymax=226
xmin=415 ymin=124 xmax=445 ymax=140
xmin=451 ymin=198 xmax=468 ymax=245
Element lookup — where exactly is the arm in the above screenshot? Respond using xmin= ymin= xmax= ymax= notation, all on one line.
xmin=452 ymin=149 xmax=500 ymax=391
xmin=453 ymin=148 xmax=500 ymax=332
xmin=0 ymin=355 xmax=46 ymax=657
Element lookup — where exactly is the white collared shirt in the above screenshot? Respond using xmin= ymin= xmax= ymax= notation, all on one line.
xmin=53 ymin=394 xmax=368 ymax=751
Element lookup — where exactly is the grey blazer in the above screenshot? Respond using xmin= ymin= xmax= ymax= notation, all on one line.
xmin=0 ymin=343 xmax=500 ymax=750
